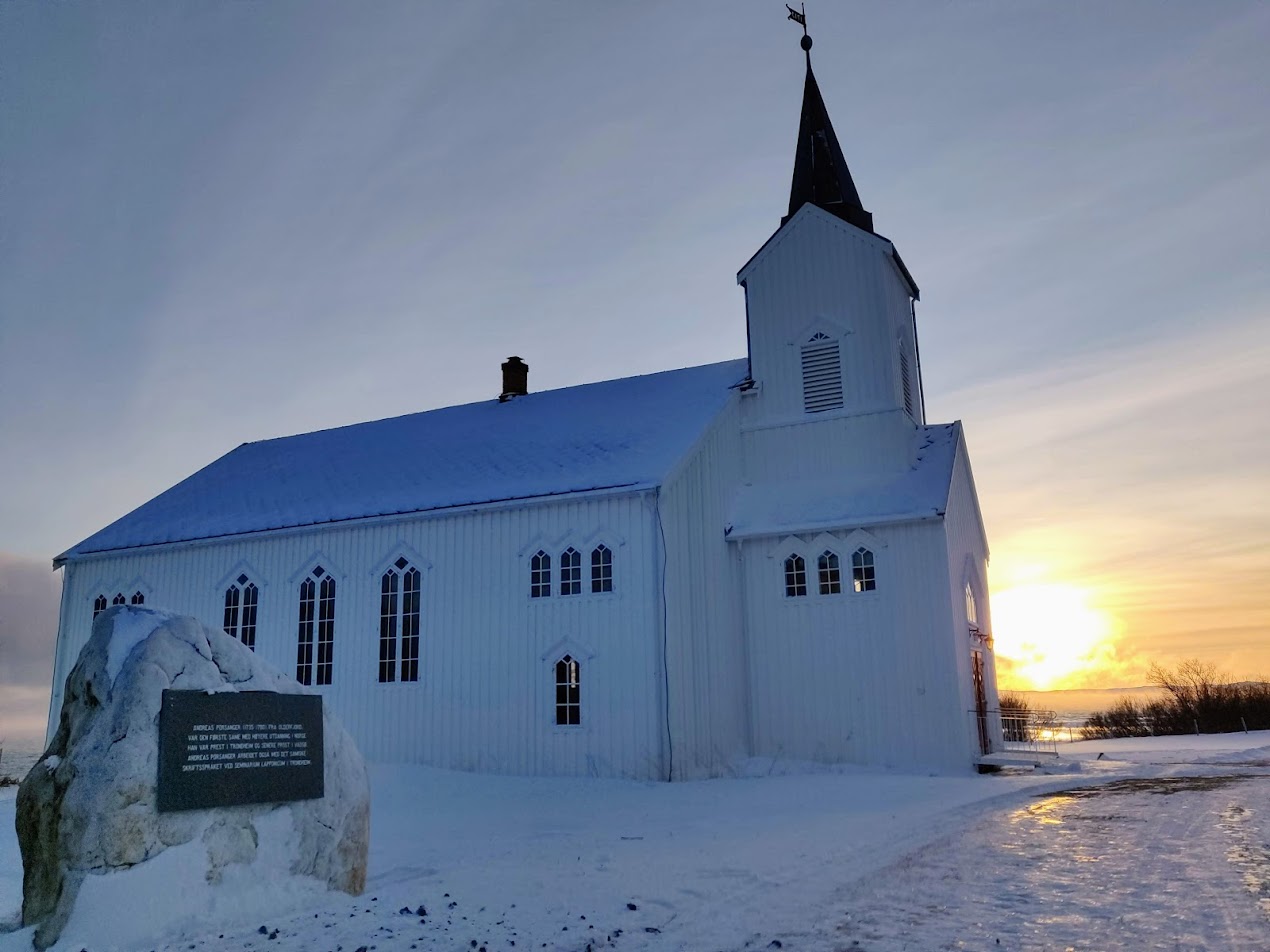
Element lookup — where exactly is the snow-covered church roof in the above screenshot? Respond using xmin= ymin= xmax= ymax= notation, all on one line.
xmin=57 ymin=359 xmax=749 ymax=564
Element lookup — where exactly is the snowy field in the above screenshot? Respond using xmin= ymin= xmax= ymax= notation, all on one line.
xmin=2 ymin=734 xmax=1268 ymax=951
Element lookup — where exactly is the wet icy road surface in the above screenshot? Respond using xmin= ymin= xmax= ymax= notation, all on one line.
xmin=834 ymin=774 xmax=1270 ymax=951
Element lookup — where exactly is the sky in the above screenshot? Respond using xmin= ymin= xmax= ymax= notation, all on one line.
xmin=1 ymin=1 xmax=1268 ymax=738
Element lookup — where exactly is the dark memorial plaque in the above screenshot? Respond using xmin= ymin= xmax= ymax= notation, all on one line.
xmin=157 ymin=690 xmax=324 ymax=812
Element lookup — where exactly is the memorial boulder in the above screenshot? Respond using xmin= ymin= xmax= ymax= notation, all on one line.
xmin=16 ymin=607 xmax=370 ymax=950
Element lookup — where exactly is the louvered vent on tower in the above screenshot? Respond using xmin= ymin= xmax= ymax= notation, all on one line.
xmin=900 ymin=349 xmax=914 ymax=417
xmin=801 ymin=332 xmax=843 ymax=413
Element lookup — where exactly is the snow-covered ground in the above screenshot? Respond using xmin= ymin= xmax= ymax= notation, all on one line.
xmin=2 ymin=733 xmax=1268 ymax=951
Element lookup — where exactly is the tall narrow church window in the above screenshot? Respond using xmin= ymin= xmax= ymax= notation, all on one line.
xmin=316 ymin=574 xmax=335 ymax=686
xmin=224 ymin=575 xmax=258 ymax=650
xmin=530 ymin=551 xmax=551 ymax=598
xmin=379 ymin=569 xmax=398 ymax=682
xmin=555 ymin=655 xmax=581 ymax=726
xmin=784 ymin=554 xmax=808 ymax=597
xmin=560 ymin=547 xmax=581 ymax=595
xmin=92 ymin=594 xmax=107 ymax=619
xmin=296 ymin=578 xmax=315 ymax=685
xmin=818 ymin=551 xmax=842 ymax=595
xmin=966 ymin=582 xmax=978 ymax=627
xmin=297 ymin=566 xmax=335 ymax=686
xmin=591 ymin=544 xmax=613 ymax=593
xmin=400 ymin=565 xmax=421 ymax=682
xmin=112 ymin=592 xmax=126 ymax=606
xmin=379 ymin=557 xmax=421 ymax=683
xmin=801 ymin=333 xmax=843 ymax=413
xmin=130 ymin=591 xmax=145 ymax=605
xmin=900 ymin=349 xmax=914 ymax=417
xmin=852 ymin=547 xmax=876 ymax=592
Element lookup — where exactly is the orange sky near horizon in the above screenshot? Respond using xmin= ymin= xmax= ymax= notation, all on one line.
xmin=954 ymin=307 xmax=1270 ymax=693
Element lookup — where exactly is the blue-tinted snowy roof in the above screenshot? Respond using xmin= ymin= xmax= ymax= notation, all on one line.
xmin=58 ymin=359 xmax=749 ymax=563
xmin=726 ymin=423 xmax=961 ymax=538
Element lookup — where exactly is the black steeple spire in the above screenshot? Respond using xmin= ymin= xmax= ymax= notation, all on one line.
xmin=782 ymin=11 xmax=874 ymax=233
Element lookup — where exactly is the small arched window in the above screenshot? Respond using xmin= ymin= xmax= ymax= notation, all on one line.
xmin=530 ymin=551 xmax=551 ymax=598
xmin=591 ymin=544 xmax=613 ymax=593
xmin=379 ymin=557 xmax=421 ymax=683
xmin=784 ymin=554 xmax=808 ymax=597
xmin=555 ymin=655 xmax=581 ymax=726
xmin=112 ymin=592 xmax=126 ymax=606
xmin=801 ymin=332 xmax=843 ymax=413
xmin=817 ymin=551 xmax=842 ymax=595
xmin=224 ymin=574 xmax=259 ymax=650
xmin=130 ymin=591 xmax=145 ymax=605
xmin=966 ymin=582 xmax=978 ymax=626
xmin=92 ymin=594 xmax=108 ymax=619
xmin=560 ymin=547 xmax=581 ymax=596
xmin=296 ymin=566 xmax=335 ymax=686
xmin=852 ymin=547 xmax=876 ymax=593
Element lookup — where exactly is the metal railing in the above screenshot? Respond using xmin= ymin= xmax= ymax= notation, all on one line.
xmin=971 ymin=708 xmax=1062 ymax=756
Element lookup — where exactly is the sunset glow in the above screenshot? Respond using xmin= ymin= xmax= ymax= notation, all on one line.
xmin=991 ymin=582 xmax=1120 ymax=690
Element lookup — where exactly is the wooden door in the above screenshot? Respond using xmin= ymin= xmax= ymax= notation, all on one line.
xmin=972 ymin=649 xmax=990 ymax=755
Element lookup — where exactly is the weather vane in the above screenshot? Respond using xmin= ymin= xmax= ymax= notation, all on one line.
xmin=786 ymin=4 xmax=813 ymax=57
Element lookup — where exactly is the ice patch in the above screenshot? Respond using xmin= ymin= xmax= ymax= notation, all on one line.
xmin=105 ymin=607 xmax=175 ymax=686
xmin=42 ymin=756 xmax=60 ymax=771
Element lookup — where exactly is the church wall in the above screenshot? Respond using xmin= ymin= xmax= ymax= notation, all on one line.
xmin=738 ymin=518 xmax=972 ymax=772
xmin=941 ymin=436 xmax=1002 ymax=756
xmin=657 ymin=396 xmax=749 ymax=778
xmin=739 ymin=206 xmax=918 ymax=428
xmin=52 ymin=489 xmax=668 ymax=780
xmin=739 ymin=407 xmax=916 ymax=486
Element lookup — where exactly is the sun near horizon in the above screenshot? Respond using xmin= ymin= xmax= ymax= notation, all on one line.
xmin=990 ymin=578 xmax=1122 ymax=691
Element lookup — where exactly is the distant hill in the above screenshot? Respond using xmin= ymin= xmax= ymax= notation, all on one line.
xmin=1009 ymin=686 xmax=1165 ymax=718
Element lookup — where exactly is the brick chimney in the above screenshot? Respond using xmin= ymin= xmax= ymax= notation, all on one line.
xmin=500 ymin=356 xmax=528 ymax=402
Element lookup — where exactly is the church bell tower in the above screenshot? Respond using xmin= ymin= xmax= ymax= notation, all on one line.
xmin=737 ymin=17 xmax=924 ymax=437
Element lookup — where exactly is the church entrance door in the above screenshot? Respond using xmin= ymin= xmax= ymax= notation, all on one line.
xmin=971 ymin=649 xmax=990 ymax=755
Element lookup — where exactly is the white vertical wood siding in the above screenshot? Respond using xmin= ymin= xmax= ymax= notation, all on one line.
xmin=657 ymin=397 xmax=748 ymax=778
xmin=52 ymin=491 xmax=666 ymax=780
xmin=740 ymin=408 xmax=916 ymax=486
xmin=738 ymin=519 xmax=970 ymax=771
xmin=941 ymin=438 xmax=1002 ymax=756
xmin=739 ymin=206 xmax=919 ymax=426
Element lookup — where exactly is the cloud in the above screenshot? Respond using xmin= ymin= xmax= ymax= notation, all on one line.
xmin=0 ymin=552 xmax=60 ymax=694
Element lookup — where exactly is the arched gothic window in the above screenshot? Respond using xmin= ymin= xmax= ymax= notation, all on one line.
xmin=530 ymin=551 xmax=551 ymax=598
xmin=560 ymin=547 xmax=581 ymax=596
xmin=296 ymin=566 xmax=335 ymax=686
xmin=966 ymin=582 xmax=978 ymax=626
xmin=224 ymin=574 xmax=259 ymax=650
xmin=591 ymin=544 xmax=613 ymax=593
xmin=784 ymin=554 xmax=808 ymax=597
xmin=555 ymin=655 xmax=581 ymax=726
xmin=379 ymin=557 xmax=421 ymax=683
xmin=130 ymin=591 xmax=145 ymax=605
xmin=817 ymin=551 xmax=842 ymax=595
xmin=112 ymin=592 xmax=126 ymax=606
xmin=852 ymin=547 xmax=876 ymax=593
xmin=92 ymin=594 xmax=108 ymax=620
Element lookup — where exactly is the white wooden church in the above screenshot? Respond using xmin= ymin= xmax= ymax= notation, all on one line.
xmin=46 ymin=35 xmax=1001 ymax=779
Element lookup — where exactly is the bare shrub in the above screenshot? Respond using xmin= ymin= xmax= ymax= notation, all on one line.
xmin=1084 ymin=660 xmax=1270 ymax=737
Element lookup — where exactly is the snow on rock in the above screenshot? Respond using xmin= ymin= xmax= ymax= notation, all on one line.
xmin=103 ymin=607 xmax=173 ymax=685
xmin=15 ymin=606 xmax=369 ymax=951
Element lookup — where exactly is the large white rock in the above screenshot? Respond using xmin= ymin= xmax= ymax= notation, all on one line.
xmin=17 ymin=607 xmax=370 ymax=950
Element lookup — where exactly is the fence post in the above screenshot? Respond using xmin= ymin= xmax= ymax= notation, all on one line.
xmin=1194 ymin=719 xmax=1200 ymax=736
xmin=1242 ymin=716 xmax=1249 ymax=734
